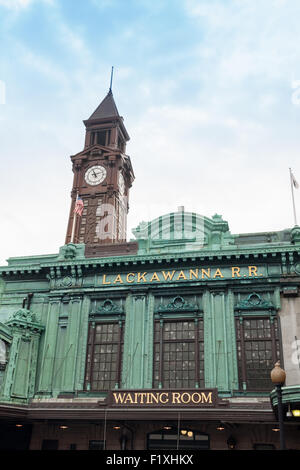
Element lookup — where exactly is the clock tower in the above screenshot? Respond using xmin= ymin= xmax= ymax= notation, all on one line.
xmin=65 ymin=89 xmax=134 ymax=247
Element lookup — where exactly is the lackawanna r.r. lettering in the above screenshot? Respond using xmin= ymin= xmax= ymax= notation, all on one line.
xmin=101 ymin=265 xmax=264 ymax=285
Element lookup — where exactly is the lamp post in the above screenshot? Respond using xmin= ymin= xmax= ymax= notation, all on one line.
xmin=271 ymin=361 xmax=286 ymax=450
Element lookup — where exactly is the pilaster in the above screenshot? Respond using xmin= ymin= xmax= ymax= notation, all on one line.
xmin=75 ymin=295 xmax=91 ymax=391
xmin=37 ymin=297 xmax=61 ymax=395
xmin=122 ymin=292 xmax=154 ymax=389
xmin=203 ymin=290 xmax=238 ymax=393
xmin=60 ymin=295 xmax=82 ymax=392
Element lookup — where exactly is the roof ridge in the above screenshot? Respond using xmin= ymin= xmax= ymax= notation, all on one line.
xmin=87 ymin=90 xmax=120 ymax=121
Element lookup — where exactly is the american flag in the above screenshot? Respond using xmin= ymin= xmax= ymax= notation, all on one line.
xmin=74 ymin=194 xmax=84 ymax=216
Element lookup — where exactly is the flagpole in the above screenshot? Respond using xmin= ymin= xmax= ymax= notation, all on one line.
xmin=289 ymin=167 xmax=298 ymax=226
xmin=71 ymin=213 xmax=76 ymax=243
xmin=70 ymin=193 xmax=78 ymax=243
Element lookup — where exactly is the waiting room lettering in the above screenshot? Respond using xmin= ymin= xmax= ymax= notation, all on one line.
xmin=108 ymin=389 xmax=217 ymax=407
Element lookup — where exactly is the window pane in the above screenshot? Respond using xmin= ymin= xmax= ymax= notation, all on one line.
xmin=153 ymin=319 xmax=204 ymax=388
xmin=235 ymin=315 xmax=280 ymax=391
xmin=85 ymin=322 xmax=123 ymax=391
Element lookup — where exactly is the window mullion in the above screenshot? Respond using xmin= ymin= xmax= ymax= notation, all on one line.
xmin=159 ymin=319 xmax=164 ymax=388
xmin=239 ymin=317 xmax=247 ymax=390
xmin=194 ymin=318 xmax=200 ymax=388
xmin=116 ymin=320 xmax=123 ymax=388
xmin=88 ymin=322 xmax=96 ymax=391
xmin=270 ymin=316 xmax=278 ymax=364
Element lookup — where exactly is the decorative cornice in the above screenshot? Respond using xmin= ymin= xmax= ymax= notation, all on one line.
xmin=0 ymin=244 xmax=300 ymax=275
xmin=5 ymin=308 xmax=44 ymax=334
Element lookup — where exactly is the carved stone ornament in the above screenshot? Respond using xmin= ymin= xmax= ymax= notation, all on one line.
xmin=91 ymin=299 xmax=123 ymax=316
xmin=56 ymin=275 xmax=75 ymax=288
xmin=294 ymin=262 xmax=300 ymax=275
xmin=5 ymin=308 xmax=44 ymax=333
xmin=62 ymin=243 xmax=77 ymax=259
xmin=157 ymin=296 xmax=199 ymax=313
xmin=235 ymin=293 xmax=274 ymax=310
xmin=10 ymin=308 xmax=36 ymax=323
xmin=291 ymin=226 xmax=300 ymax=244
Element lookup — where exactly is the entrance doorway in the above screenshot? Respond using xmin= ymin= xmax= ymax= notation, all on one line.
xmin=0 ymin=423 xmax=32 ymax=450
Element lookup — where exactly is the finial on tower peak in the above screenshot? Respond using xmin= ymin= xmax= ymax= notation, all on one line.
xmin=109 ymin=66 xmax=114 ymax=93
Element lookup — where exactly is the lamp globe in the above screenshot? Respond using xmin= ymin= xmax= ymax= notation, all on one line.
xmin=270 ymin=361 xmax=286 ymax=385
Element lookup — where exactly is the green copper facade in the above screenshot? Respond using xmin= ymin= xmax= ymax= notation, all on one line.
xmin=1 ymin=212 xmax=300 ymax=405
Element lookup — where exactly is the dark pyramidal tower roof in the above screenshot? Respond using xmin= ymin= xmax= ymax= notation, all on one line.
xmin=88 ymin=90 xmax=120 ymax=121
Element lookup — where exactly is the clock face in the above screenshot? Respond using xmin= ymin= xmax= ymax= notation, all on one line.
xmin=85 ymin=165 xmax=107 ymax=186
xmin=118 ymin=171 xmax=125 ymax=195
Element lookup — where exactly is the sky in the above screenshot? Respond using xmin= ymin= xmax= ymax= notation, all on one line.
xmin=0 ymin=0 xmax=300 ymax=265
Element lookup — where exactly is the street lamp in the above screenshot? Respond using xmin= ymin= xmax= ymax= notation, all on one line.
xmin=270 ymin=361 xmax=286 ymax=450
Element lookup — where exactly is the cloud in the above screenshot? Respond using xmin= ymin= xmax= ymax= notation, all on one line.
xmin=17 ymin=45 xmax=69 ymax=85
xmin=0 ymin=0 xmax=53 ymax=9
xmin=0 ymin=0 xmax=33 ymax=8
xmin=55 ymin=22 xmax=92 ymax=64
xmin=184 ymin=0 xmax=300 ymax=84
xmin=89 ymin=0 xmax=120 ymax=10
